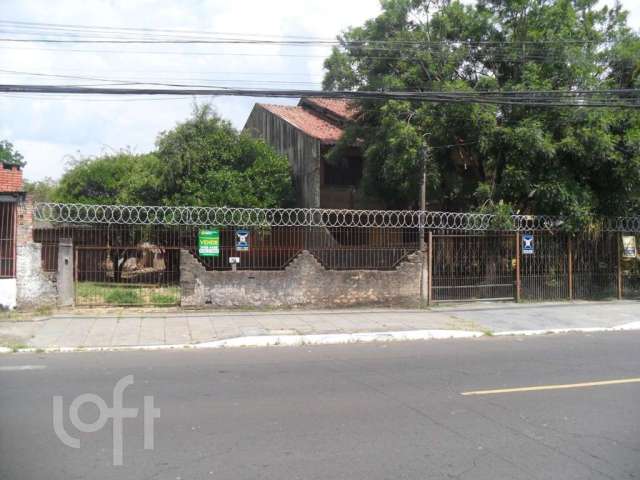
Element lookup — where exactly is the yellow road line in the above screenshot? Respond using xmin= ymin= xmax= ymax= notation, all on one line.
xmin=461 ymin=377 xmax=640 ymax=396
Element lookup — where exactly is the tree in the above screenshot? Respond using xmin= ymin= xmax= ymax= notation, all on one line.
xmin=54 ymin=104 xmax=294 ymax=208
xmin=155 ymin=104 xmax=294 ymax=208
xmin=323 ymin=0 xmax=640 ymax=226
xmin=0 ymin=140 xmax=25 ymax=167
xmin=24 ymin=178 xmax=57 ymax=203
xmin=54 ymin=151 xmax=163 ymax=205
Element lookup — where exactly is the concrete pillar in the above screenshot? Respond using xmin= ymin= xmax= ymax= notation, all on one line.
xmin=56 ymin=238 xmax=74 ymax=307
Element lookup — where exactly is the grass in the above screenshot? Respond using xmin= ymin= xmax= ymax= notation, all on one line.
xmin=104 ymin=289 xmax=141 ymax=305
xmin=150 ymin=293 xmax=179 ymax=305
xmin=9 ymin=343 xmax=28 ymax=352
xmin=76 ymin=282 xmax=180 ymax=306
xmin=0 ymin=305 xmax=54 ymax=322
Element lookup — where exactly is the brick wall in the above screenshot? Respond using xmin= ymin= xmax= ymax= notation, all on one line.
xmin=181 ymin=249 xmax=425 ymax=308
xmin=0 ymin=164 xmax=23 ymax=193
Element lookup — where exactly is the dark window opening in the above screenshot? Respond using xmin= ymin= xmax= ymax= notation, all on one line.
xmin=322 ymin=156 xmax=363 ymax=187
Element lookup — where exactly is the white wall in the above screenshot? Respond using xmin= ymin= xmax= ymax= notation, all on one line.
xmin=0 ymin=278 xmax=17 ymax=310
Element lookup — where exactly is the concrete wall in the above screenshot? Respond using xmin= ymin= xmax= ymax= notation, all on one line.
xmin=15 ymin=196 xmax=57 ymax=309
xmin=244 ymin=105 xmax=321 ymax=208
xmin=181 ymin=249 xmax=424 ymax=308
xmin=16 ymin=243 xmax=57 ymax=308
xmin=0 ymin=278 xmax=16 ymax=310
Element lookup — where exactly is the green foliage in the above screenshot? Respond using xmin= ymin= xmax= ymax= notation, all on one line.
xmin=23 ymin=178 xmax=57 ymax=203
xmin=323 ymin=0 xmax=640 ymax=226
xmin=0 ymin=140 xmax=25 ymax=167
xmin=150 ymin=292 xmax=179 ymax=305
xmin=155 ymin=104 xmax=294 ymax=208
xmin=54 ymin=152 xmax=162 ymax=204
xmin=104 ymin=289 xmax=141 ymax=305
xmin=54 ymin=104 xmax=294 ymax=208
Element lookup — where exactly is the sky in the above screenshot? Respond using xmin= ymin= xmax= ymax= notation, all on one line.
xmin=0 ymin=0 xmax=638 ymax=182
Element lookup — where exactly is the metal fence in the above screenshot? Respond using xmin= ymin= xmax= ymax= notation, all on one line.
xmin=31 ymin=203 xmax=640 ymax=306
xmin=431 ymin=233 xmax=516 ymax=302
xmin=0 ymin=202 xmax=16 ymax=278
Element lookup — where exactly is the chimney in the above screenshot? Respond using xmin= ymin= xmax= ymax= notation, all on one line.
xmin=0 ymin=163 xmax=24 ymax=193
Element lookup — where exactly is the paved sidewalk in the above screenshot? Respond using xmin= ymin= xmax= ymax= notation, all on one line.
xmin=0 ymin=300 xmax=638 ymax=350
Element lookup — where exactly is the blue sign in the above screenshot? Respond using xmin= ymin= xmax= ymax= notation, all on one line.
xmin=236 ymin=229 xmax=249 ymax=251
xmin=522 ymin=234 xmax=534 ymax=255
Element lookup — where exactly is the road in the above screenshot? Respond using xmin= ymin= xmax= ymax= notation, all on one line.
xmin=1 ymin=332 xmax=639 ymax=479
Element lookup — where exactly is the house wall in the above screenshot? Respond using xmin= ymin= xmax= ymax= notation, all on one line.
xmin=244 ymin=105 xmax=321 ymax=208
xmin=181 ymin=249 xmax=424 ymax=308
xmin=0 ymin=278 xmax=16 ymax=309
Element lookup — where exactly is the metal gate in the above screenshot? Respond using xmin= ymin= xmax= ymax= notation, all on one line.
xmin=74 ymin=247 xmax=180 ymax=306
xmin=430 ymin=233 xmax=517 ymax=302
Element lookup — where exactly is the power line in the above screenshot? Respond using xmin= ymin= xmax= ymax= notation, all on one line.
xmin=0 ymin=19 xmax=615 ymax=47
xmin=1 ymin=84 xmax=638 ymax=108
xmin=0 ymin=69 xmax=322 ymax=87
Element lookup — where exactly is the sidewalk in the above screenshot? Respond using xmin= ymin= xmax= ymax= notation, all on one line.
xmin=1 ymin=300 xmax=639 ymax=351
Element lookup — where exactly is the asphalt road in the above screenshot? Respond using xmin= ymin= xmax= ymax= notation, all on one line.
xmin=1 ymin=332 xmax=639 ymax=479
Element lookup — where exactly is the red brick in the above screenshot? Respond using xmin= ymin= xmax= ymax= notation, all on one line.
xmin=0 ymin=164 xmax=24 ymax=193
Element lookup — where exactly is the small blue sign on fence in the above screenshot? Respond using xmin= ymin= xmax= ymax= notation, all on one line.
xmin=522 ymin=234 xmax=534 ymax=255
xmin=236 ymin=229 xmax=249 ymax=252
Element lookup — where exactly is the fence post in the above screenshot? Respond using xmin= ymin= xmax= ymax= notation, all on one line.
xmin=567 ymin=236 xmax=573 ymax=300
xmin=515 ymin=232 xmax=521 ymax=302
xmin=617 ymin=234 xmax=623 ymax=300
xmin=56 ymin=238 xmax=74 ymax=307
xmin=427 ymin=231 xmax=433 ymax=305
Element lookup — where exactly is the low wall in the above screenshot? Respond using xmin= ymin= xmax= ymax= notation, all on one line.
xmin=16 ymin=243 xmax=57 ymax=308
xmin=181 ymin=249 xmax=424 ymax=308
xmin=0 ymin=278 xmax=17 ymax=309
xmin=15 ymin=197 xmax=57 ymax=309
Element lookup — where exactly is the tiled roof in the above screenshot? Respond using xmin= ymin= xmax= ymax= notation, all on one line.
xmin=302 ymin=97 xmax=359 ymax=121
xmin=258 ymin=104 xmax=344 ymax=144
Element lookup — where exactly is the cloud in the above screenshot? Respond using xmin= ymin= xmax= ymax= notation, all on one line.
xmin=1 ymin=0 xmax=382 ymax=180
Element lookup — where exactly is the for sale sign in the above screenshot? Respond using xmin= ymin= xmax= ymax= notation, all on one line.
xmin=198 ymin=229 xmax=220 ymax=257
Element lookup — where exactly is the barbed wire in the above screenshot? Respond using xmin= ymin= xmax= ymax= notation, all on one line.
xmin=33 ymin=203 xmax=640 ymax=232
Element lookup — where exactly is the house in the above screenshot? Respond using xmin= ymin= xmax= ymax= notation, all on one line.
xmin=243 ymin=97 xmax=364 ymax=209
xmin=0 ymin=160 xmax=24 ymax=309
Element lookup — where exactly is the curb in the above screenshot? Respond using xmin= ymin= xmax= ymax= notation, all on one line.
xmin=4 ymin=329 xmax=484 ymax=354
xmin=493 ymin=321 xmax=640 ymax=337
xmin=3 ymin=322 xmax=640 ymax=354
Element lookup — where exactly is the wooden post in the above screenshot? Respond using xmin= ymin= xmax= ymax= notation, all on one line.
xmin=427 ymin=231 xmax=433 ymax=305
xmin=617 ymin=234 xmax=623 ymax=300
xmin=567 ymin=236 xmax=573 ymax=300
xmin=515 ymin=232 xmax=521 ymax=303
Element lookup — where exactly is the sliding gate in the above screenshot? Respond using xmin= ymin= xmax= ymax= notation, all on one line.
xmin=431 ymin=233 xmax=517 ymax=302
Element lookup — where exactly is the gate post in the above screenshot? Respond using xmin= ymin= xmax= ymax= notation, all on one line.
xmin=567 ymin=236 xmax=573 ymax=300
xmin=515 ymin=232 xmax=521 ymax=303
xmin=56 ymin=238 xmax=74 ymax=307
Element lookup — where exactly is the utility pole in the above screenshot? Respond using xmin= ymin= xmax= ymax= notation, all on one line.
xmin=419 ymin=142 xmax=429 ymax=308
xmin=419 ymin=143 xmax=428 ymax=251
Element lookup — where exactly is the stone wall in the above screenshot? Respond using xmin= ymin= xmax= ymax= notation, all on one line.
xmin=15 ymin=196 xmax=57 ymax=308
xmin=181 ymin=249 xmax=425 ymax=308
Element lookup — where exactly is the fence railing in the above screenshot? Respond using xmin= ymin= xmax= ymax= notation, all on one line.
xmin=34 ymin=202 xmax=640 ymax=232
xmin=30 ymin=203 xmax=640 ymax=305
